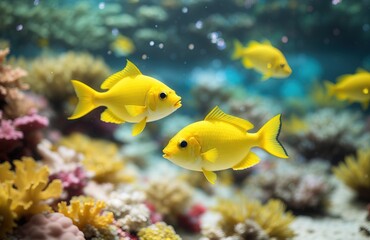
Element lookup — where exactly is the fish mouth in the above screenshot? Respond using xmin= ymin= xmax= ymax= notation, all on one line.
xmin=162 ymin=148 xmax=171 ymax=159
xmin=174 ymin=99 xmax=182 ymax=108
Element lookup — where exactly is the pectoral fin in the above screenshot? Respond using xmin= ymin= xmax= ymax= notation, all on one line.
xmin=242 ymin=58 xmax=253 ymax=69
xmin=232 ymin=151 xmax=260 ymax=170
xmin=125 ymin=105 xmax=146 ymax=117
xmin=132 ymin=117 xmax=147 ymax=136
xmin=262 ymin=72 xmax=272 ymax=81
xmin=147 ymin=90 xmax=157 ymax=111
xmin=201 ymin=148 xmax=218 ymax=163
xmin=101 ymin=109 xmax=125 ymax=124
xmin=202 ymin=168 xmax=217 ymax=184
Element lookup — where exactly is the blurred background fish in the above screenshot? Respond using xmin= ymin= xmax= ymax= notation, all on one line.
xmin=232 ymin=39 xmax=292 ymax=80
xmin=325 ymin=68 xmax=370 ymax=109
xmin=110 ymin=34 xmax=135 ymax=57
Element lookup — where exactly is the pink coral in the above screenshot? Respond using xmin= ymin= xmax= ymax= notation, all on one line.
xmin=0 ymin=111 xmax=23 ymax=159
xmin=14 ymin=110 xmax=49 ymax=132
xmin=0 ymin=110 xmax=48 ymax=161
xmin=50 ymin=166 xmax=88 ymax=200
xmin=19 ymin=212 xmax=84 ymax=240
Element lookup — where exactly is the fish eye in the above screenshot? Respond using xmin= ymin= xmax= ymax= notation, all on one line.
xmin=179 ymin=140 xmax=188 ymax=148
xmin=159 ymin=92 xmax=167 ymax=99
xmin=280 ymin=63 xmax=285 ymax=68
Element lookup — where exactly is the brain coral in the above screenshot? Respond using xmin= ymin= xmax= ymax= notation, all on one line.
xmin=19 ymin=213 xmax=84 ymax=240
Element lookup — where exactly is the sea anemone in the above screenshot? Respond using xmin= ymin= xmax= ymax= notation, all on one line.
xmin=333 ymin=149 xmax=370 ymax=201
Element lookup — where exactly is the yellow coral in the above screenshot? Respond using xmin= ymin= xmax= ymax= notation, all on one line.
xmin=0 ymin=183 xmax=16 ymax=237
xmin=11 ymin=157 xmax=63 ymax=217
xmin=333 ymin=149 xmax=370 ymax=200
xmin=0 ymin=161 xmax=15 ymax=182
xmin=24 ymin=51 xmax=110 ymax=103
xmin=137 ymin=222 xmax=181 ymax=240
xmin=59 ymin=133 xmax=134 ymax=183
xmin=0 ymin=157 xmax=62 ymax=236
xmin=213 ymin=196 xmax=295 ymax=240
xmin=58 ymin=198 xmax=114 ymax=232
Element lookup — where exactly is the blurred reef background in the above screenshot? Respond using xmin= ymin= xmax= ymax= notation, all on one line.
xmin=0 ymin=0 xmax=370 ymax=239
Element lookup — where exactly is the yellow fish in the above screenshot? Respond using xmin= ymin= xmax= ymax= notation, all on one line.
xmin=232 ymin=40 xmax=292 ymax=80
xmin=162 ymin=106 xmax=288 ymax=184
xmin=110 ymin=35 xmax=135 ymax=57
xmin=325 ymin=68 xmax=370 ymax=109
xmin=69 ymin=60 xmax=182 ymax=136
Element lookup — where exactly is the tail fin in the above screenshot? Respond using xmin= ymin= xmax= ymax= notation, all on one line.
xmin=232 ymin=40 xmax=244 ymax=60
xmin=68 ymin=80 xmax=97 ymax=120
xmin=324 ymin=81 xmax=336 ymax=97
xmin=257 ymin=114 xmax=288 ymax=159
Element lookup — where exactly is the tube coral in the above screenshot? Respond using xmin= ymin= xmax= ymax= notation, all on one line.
xmin=333 ymin=149 xmax=370 ymax=201
xmin=211 ymin=196 xmax=295 ymax=240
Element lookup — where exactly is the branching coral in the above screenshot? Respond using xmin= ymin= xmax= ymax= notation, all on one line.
xmin=0 ymin=157 xmax=62 ymax=237
xmin=137 ymin=222 xmax=181 ymax=240
xmin=58 ymin=198 xmax=114 ymax=235
xmin=59 ymin=133 xmax=134 ymax=184
xmin=11 ymin=157 xmax=63 ymax=217
xmin=210 ymin=197 xmax=295 ymax=240
xmin=19 ymin=213 xmax=84 ymax=240
xmin=25 ymin=51 xmax=110 ymax=106
xmin=145 ymin=178 xmax=192 ymax=223
xmin=333 ymin=149 xmax=370 ymax=201
xmin=0 ymin=182 xmax=16 ymax=237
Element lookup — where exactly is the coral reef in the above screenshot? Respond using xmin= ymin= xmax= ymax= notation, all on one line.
xmin=145 ymin=178 xmax=192 ymax=223
xmin=137 ymin=222 xmax=181 ymax=240
xmin=284 ymin=108 xmax=370 ymax=164
xmin=0 ymin=110 xmax=49 ymax=161
xmin=58 ymin=198 xmax=114 ymax=238
xmin=0 ymin=48 xmax=29 ymax=118
xmin=19 ymin=213 xmax=84 ymax=240
xmin=245 ymin=159 xmax=334 ymax=213
xmin=0 ymin=157 xmax=62 ymax=236
xmin=208 ymin=196 xmax=295 ymax=240
xmin=0 ymin=181 xmax=16 ymax=237
xmin=107 ymin=188 xmax=151 ymax=232
xmin=333 ymin=149 xmax=370 ymax=201
xmin=25 ymin=51 xmax=110 ymax=106
xmin=10 ymin=157 xmax=62 ymax=218
xmin=59 ymin=133 xmax=135 ymax=184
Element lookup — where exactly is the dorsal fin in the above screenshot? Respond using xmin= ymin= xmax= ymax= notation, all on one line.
xmin=205 ymin=106 xmax=254 ymax=131
xmin=247 ymin=40 xmax=261 ymax=49
xmin=100 ymin=60 xmax=142 ymax=90
xmin=356 ymin=68 xmax=369 ymax=74
xmin=336 ymin=74 xmax=351 ymax=83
